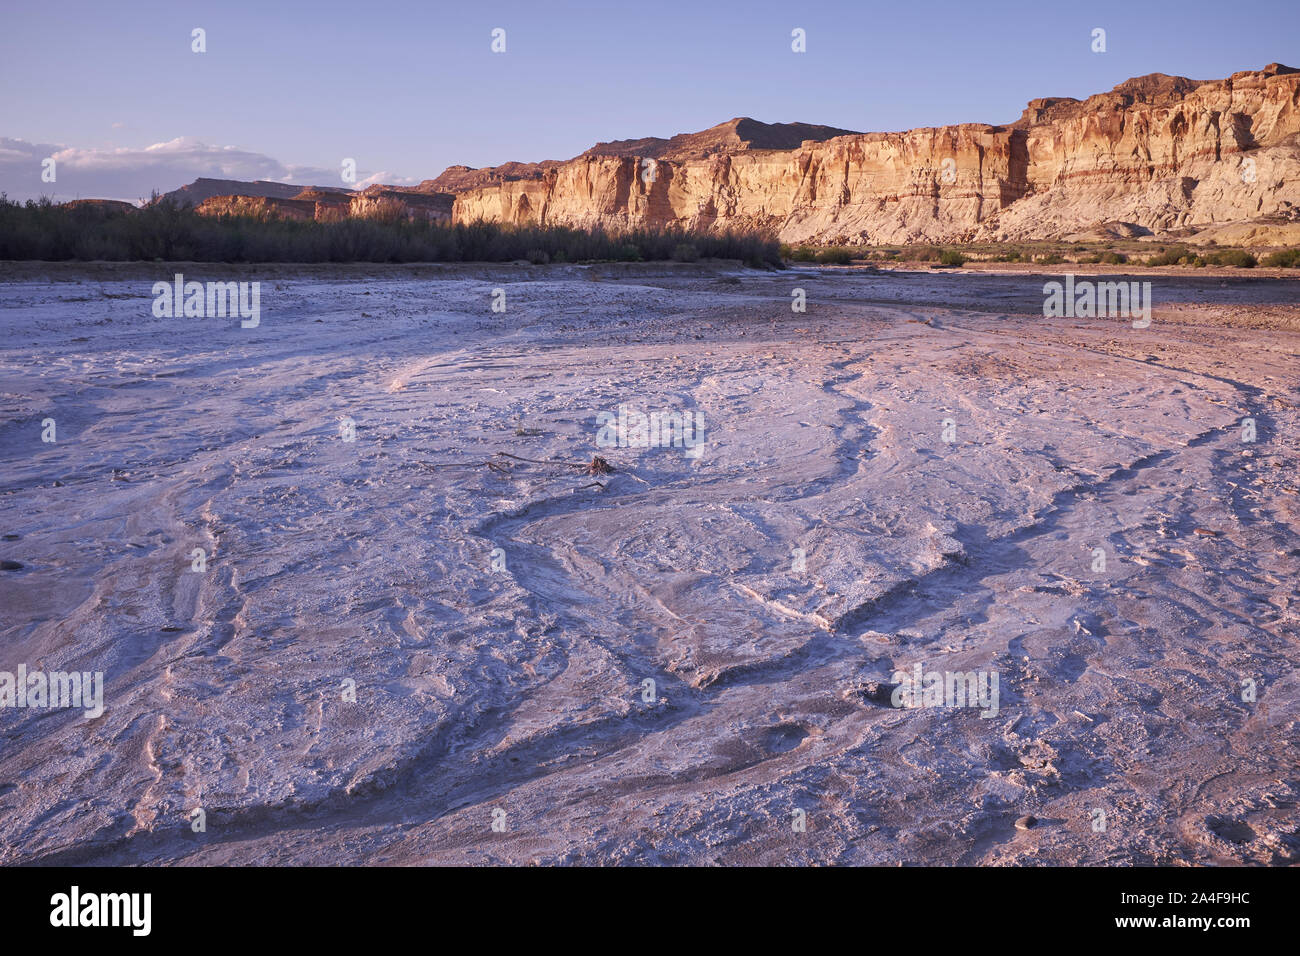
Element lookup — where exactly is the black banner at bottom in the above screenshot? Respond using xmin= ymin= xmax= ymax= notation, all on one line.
xmin=0 ymin=864 xmax=1283 ymax=943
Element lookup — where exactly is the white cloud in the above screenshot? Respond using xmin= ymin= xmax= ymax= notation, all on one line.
xmin=353 ymin=170 xmax=422 ymax=190
xmin=0 ymin=136 xmax=386 ymax=203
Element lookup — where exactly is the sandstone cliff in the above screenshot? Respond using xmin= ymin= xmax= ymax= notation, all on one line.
xmin=450 ymin=64 xmax=1300 ymax=244
xmin=174 ymin=64 xmax=1300 ymax=244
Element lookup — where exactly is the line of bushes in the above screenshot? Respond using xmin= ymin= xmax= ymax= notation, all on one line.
xmin=780 ymin=244 xmax=857 ymax=264
xmin=1149 ymin=247 xmax=1300 ymax=268
xmin=776 ymin=242 xmax=1300 ymax=269
xmin=779 ymin=244 xmax=972 ymax=266
xmin=0 ymin=196 xmax=782 ymax=266
xmin=1142 ymin=246 xmax=1264 ymax=268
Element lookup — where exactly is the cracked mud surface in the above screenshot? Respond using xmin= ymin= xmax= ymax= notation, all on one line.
xmin=1 ymin=263 xmax=1298 ymax=865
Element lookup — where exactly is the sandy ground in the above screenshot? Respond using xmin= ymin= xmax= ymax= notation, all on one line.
xmin=0 ymin=262 xmax=1297 ymax=866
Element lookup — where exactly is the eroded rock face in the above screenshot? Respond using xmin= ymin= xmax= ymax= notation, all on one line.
xmin=196 ymin=195 xmax=331 ymax=221
xmin=451 ymin=65 xmax=1300 ymax=243
xmin=196 ymin=187 xmax=454 ymax=223
xmin=179 ymin=65 xmax=1299 ymax=242
xmin=349 ymin=188 xmax=454 ymax=222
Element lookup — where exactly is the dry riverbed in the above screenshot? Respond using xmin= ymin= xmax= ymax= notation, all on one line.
xmin=1 ymin=262 xmax=1297 ymax=865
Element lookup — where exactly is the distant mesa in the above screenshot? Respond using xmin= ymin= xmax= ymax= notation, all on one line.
xmin=577 ymin=117 xmax=863 ymax=161
xmin=159 ymin=177 xmax=352 ymax=206
xmin=133 ymin=64 xmax=1300 ymax=244
xmin=60 ymin=198 xmax=138 ymax=216
xmin=160 ymin=179 xmax=455 ymax=224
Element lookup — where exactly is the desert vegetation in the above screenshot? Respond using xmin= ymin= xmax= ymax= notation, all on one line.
xmin=0 ymin=196 xmax=781 ymax=266
xmin=777 ymin=239 xmax=1298 ymax=269
xmin=1261 ymin=248 xmax=1300 ymax=267
xmin=780 ymin=244 xmax=856 ymax=264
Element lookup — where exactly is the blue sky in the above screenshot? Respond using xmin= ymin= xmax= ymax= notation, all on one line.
xmin=2 ymin=0 xmax=1298 ymax=201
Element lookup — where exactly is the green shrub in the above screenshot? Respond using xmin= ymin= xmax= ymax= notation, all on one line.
xmin=1101 ymin=251 xmax=1127 ymax=265
xmin=1204 ymin=249 xmax=1255 ymax=268
xmin=1262 ymin=248 xmax=1300 ymax=267
xmin=814 ymin=247 xmax=854 ymax=265
xmin=526 ymin=248 xmax=550 ymax=265
xmin=1037 ymin=253 xmax=1066 ymax=265
xmin=672 ymin=242 xmax=699 ymax=262
xmin=1145 ymin=246 xmax=1191 ymax=266
xmin=938 ymin=248 xmax=966 ymax=267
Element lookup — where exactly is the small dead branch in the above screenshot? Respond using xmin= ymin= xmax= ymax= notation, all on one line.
xmin=584 ymin=456 xmax=614 ymax=475
xmin=429 ymin=452 xmax=619 ymax=483
xmin=496 ymin=452 xmax=615 ymax=476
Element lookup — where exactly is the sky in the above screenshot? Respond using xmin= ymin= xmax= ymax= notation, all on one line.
xmin=2 ymin=0 xmax=1298 ymax=202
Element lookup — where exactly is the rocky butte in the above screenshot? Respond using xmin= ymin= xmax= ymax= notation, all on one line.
xmin=172 ymin=64 xmax=1300 ymax=245
xmin=186 ymin=183 xmax=453 ymax=223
